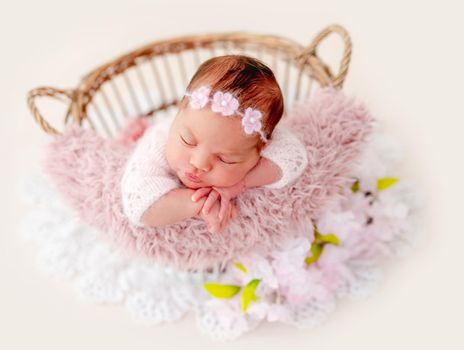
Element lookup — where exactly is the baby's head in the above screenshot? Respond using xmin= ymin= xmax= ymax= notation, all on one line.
xmin=166 ymin=55 xmax=284 ymax=189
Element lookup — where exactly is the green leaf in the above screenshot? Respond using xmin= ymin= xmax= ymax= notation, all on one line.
xmin=377 ymin=177 xmax=398 ymax=191
xmin=317 ymin=233 xmax=340 ymax=246
xmin=234 ymin=262 xmax=247 ymax=273
xmin=241 ymin=279 xmax=261 ymax=313
xmin=305 ymin=243 xmax=323 ymax=265
xmin=351 ymin=179 xmax=360 ymax=193
xmin=203 ymin=283 xmax=241 ymax=298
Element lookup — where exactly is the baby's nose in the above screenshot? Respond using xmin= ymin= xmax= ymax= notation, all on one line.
xmin=190 ymin=162 xmax=211 ymax=173
xmin=190 ymin=152 xmax=212 ymax=173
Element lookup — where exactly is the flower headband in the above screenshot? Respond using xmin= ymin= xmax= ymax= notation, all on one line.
xmin=184 ymin=85 xmax=269 ymax=143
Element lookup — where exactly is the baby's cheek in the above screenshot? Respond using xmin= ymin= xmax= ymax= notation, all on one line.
xmin=166 ymin=148 xmax=179 ymax=170
xmin=165 ymin=147 xmax=175 ymax=169
xmin=212 ymin=166 xmax=247 ymax=187
xmin=165 ymin=141 xmax=183 ymax=170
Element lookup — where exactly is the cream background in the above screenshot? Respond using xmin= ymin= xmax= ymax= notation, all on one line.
xmin=1 ymin=0 xmax=463 ymax=348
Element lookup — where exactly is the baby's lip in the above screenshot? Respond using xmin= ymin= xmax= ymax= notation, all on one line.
xmin=185 ymin=172 xmax=201 ymax=182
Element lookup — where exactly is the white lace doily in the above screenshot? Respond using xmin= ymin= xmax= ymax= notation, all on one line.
xmin=20 ymin=132 xmax=423 ymax=341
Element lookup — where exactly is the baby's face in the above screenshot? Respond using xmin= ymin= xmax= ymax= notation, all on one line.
xmin=165 ymin=106 xmax=261 ymax=189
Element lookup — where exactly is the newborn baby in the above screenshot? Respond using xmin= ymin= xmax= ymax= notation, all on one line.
xmin=121 ymin=55 xmax=308 ymax=233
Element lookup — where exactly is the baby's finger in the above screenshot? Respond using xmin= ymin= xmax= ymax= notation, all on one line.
xmin=208 ymin=219 xmax=222 ymax=234
xmin=205 ymin=206 xmax=226 ymax=234
xmin=231 ymin=205 xmax=238 ymax=219
xmin=191 ymin=187 xmax=212 ymax=202
xmin=218 ymin=197 xmax=230 ymax=220
xmin=202 ymin=191 xmax=220 ymax=215
xmin=207 ymin=223 xmax=216 ymax=233
xmin=218 ymin=205 xmax=233 ymax=232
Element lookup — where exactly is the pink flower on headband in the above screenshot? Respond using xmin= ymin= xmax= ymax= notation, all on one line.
xmin=211 ymin=91 xmax=239 ymax=116
xmin=184 ymin=85 xmax=269 ymax=143
xmin=242 ymin=107 xmax=263 ymax=135
xmin=189 ymin=86 xmax=211 ymax=109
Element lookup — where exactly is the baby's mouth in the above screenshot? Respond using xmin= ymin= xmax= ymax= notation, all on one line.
xmin=185 ymin=172 xmax=202 ymax=183
xmin=178 ymin=171 xmax=205 ymax=188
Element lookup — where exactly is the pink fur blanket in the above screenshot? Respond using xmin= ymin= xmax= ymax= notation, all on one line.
xmin=43 ymin=87 xmax=374 ymax=270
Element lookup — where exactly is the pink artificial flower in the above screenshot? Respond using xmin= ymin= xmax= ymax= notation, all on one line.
xmin=211 ymin=91 xmax=239 ymax=116
xmin=117 ymin=117 xmax=150 ymax=145
xmin=189 ymin=86 xmax=211 ymax=109
xmin=242 ymin=108 xmax=263 ymax=135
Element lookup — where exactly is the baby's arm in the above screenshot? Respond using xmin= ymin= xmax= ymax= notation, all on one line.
xmin=242 ymin=157 xmax=283 ymax=189
xmin=207 ymin=124 xmax=307 ymax=193
xmin=258 ymin=124 xmax=308 ymax=189
xmin=194 ymin=126 xmax=307 ymax=227
xmin=193 ymin=157 xmax=282 ymax=220
xmin=122 ymin=125 xmax=199 ymax=228
xmin=243 ymin=124 xmax=308 ymax=189
xmin=141 ymin=186 xmax=236 ymax=232
xmin=141 ymin=188 xmax=206 ymax=227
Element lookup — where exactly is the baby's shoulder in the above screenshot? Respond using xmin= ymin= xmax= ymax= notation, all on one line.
xmin=260 ymin=122 xmax=307 ymax=165
xmin=137 ymin=121 xmax=170 ymax=147
xmin=264 ymin=123 xmax=301 ymax=149
xmin=143 ymin=114 xmax=174 ymax=140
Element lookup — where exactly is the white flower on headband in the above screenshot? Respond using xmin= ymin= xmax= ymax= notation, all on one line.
xmin=211 ymin=91 xmax=239 ymax=116
xmin=242 ymin=107 xmax=263 ymax=135
xmin=189 ymin=86 xmax=211 ymax=109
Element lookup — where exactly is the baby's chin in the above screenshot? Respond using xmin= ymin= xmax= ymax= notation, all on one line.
xmin=183 ymin=182 xmax=205 ymax=189
xmin=176 ymin=170 xmax=237 ymax=189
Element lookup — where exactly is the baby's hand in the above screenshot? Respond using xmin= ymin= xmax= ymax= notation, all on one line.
xmin=197 ymin=195 xmax=238 ymax=233
xmin=192 ymin=179 xmax=246 ymax=220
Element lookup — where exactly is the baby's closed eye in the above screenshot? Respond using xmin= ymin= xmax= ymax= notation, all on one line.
xmin=218 ymin=157 xmax=240 ymax=165
xmin=180 ymin=135 xmax=195 ymax=146
xmin=179 ymin=131 xmax=245 ymax=165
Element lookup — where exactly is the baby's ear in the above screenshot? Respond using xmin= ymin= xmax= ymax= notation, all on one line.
xmin=258 ymin=135 xmax=273 ymax=153
xmin=257 ymin=144 xmax=266 ymax=155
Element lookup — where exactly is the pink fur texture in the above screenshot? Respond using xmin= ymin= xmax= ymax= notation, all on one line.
xmin=43 ymin=87 xmax=374 ymax=270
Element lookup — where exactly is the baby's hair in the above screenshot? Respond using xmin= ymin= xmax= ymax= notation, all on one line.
xmin=179 ymin=55 xmax=284 ymax=151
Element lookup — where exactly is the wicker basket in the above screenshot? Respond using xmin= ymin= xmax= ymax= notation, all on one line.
xmin=27 ymin=24 xmax=352 ymax=138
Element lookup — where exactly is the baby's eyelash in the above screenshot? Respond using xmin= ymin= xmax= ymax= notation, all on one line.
xmin=180 ymin=134 xmax=239 ymax=164
xmin=180 ymin=135 xmax=195 ymax=146
xmin=219 ymin=157 xmax=239 ymax=165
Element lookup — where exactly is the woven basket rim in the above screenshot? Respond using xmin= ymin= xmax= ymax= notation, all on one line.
xmin=27 ymin=24 xmax=352 ymax=135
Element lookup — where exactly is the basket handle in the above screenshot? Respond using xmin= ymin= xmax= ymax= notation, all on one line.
xmin=299 ymin=24 xmax=352 ymax=88
xmin=27 ymin=86 xmax=75 ymax=135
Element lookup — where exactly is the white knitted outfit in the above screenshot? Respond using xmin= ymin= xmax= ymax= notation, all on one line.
xmin=121 ymin=115 xmax=308 ymax=227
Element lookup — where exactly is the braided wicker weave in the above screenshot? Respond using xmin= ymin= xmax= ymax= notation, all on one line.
xmin=27 ymin=24 xmax=352 ymax=137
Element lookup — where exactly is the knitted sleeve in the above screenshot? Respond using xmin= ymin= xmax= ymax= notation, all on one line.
xmin=121 ymin=124 xmax=180 ymax=227
xmin=260 ymin=124 xmax=308 ymax=189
